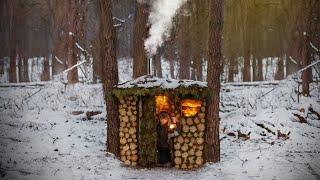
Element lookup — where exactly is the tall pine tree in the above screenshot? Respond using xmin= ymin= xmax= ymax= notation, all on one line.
xmin=100 ymin=0 xmax=119 ymax=156
xmin=205 ymin=0 xmax=223 ymax=163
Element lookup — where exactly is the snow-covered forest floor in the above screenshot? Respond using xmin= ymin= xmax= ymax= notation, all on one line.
xmin=0 ymin=78 xmax=320 ymax=180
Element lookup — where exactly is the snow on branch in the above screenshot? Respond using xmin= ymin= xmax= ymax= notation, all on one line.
xmin=310 ymin=42 xmax=319 ymax=52
xmin=297 ymin=60 xmax=320 ymax=74
xmin=76 ymin=42 xmax=85 ymax=52
xmin=54 ymin=56 xmax=64 ymax=65
xmin=289 ymin=56 xmax=298 ymax=64
xmin=112 ymin=15 xmax=133 ymax=27
xmin=113 ymin=16 xmax=125 ymax=23
xmin=63 ymin=60 xmax=86 ymax=74
xmin=75 ymin=42 xmax=90 ymax=57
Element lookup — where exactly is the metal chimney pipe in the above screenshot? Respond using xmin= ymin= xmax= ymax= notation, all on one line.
xmin=148 ymin=57 xmax=152 ymax=75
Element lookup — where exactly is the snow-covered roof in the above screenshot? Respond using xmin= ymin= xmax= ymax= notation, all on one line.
xmin=115 ymin=75 xmax=207 ymax=89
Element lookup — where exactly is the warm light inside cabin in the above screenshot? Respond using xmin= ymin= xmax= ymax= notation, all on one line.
xmin=155 ymin=95 xmax=170 ymax=114
xmin=169 ymin=123 xmax=176 ymax=130
xmin=181 ymin=99 xmax=202 ymax=117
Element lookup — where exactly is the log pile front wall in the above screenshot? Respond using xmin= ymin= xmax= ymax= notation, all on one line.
xmin=117 ymin=93 xmax=207 ymax=169
xmin=118 ymin=96 xmax=139 ymax=166
xmin=173 ymin=102 xmax=206 ymax=169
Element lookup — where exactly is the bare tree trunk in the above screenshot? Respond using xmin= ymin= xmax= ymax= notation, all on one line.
xmin=41 ymin=56 xmax=50 ymax=81
xmin=287 ymin=3 xmax=307 ymax=78
xmin=66 ymin=0 xmax=78 ymax=84
xmin=52 ymin=0 xmax=68 ymax=75
xmin=178 ymin=10 xmax=190 ymax=79
xmin=153 ymin=51 xmax=162 ymax=78
xmin=301 ymin=41 xmax=312 ymax=96
xmin=166 ymin=38 xmax=175 ymax=79
xmin=252 ymin=56 xmax=257 ymax=81
xmin=77 ymin=0 xmax=87 ymax=50
xmin=0 ymin=59 xmax=3 ymax=75
xmin=193 ymin=50 xmax=203 ymax=81
xmin=18 ymin=54 xmax=22 ymax=83
xmin=228 ymin=54 xmax=236 ymax=82
xmin=100 ymin=0 xmax=119 ymax=156
xmin=205 ymin=0 xmax=223 ymax=163
xmin=18 ymin=52 xmax=29 ymax=83
xmin=8 ymin=1 xmax=16 ymax=83
xmin=9 ymin=50 xmax=16 ymax=83
xmin=91 ymin=2 xmax=102 ymax=83
xmin=76 ymin=0 xmax=88 ymax=81
xmin=92 ymin=38 xmax=102 ymax=83
xmin=287 ymin=1 xmax=313 ymax=95
xmin=257 ymin=56 xmax=263 ymax=81
xmin=23 ymin=55 xmax=29 ymax=82
xmin=133 ymin=2 xmax=149 ymax=78
xmin=243 ymin=50 xmax=250 ymax=82
xmin=286 ymin=56 xmax=299 ymax=76
xmin=113 ymin=0 xmax=135 ymax=58
xmin=300 ymin=1 xmax=313 ymax=96
xmin=275 ymin=56 xmax=284 ymax=80
xmin=310 ymin=0 xmax=320 ymax=50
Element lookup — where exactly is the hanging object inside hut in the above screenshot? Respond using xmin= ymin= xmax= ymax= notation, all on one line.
xmin=155 ymin=95 xmax=171 ymax=114
xmin=181 ymin=99 xmax=202 ymax=117
xmin=158 ymin=111 xmax=176 ymax=130
xmin=169 ymin=123 xmax=177 ymax=130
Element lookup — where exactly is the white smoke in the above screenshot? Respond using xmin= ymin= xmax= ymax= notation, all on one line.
xmin=144 ymin=0 xmax=187 ymax=56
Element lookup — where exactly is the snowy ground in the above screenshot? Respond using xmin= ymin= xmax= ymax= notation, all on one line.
xmin=0 ymin=79 xmax=320 ymax=180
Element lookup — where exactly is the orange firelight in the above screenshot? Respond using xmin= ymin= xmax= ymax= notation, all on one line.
xmin=169 ymin=123 xmax=176 ymax=130
xmin=181 ymin=99 xmax=202 ymax=117
xmin=155 ymin=95 xmax=170 ymax=114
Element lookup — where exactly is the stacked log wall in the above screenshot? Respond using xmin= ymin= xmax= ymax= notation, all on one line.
xmin=173 ymin=102 xmax=206 ymax=169
xmin=118 ymin=96 xmax=139 ymax=166
xmin=117 ymin=93 xmax=207 ymax=169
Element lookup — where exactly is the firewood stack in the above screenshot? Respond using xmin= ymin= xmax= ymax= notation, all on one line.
xmin=173 ymin=102 xmax=206 ymax=169
xmin=118 ymin=96 xmax=139 ymax=166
